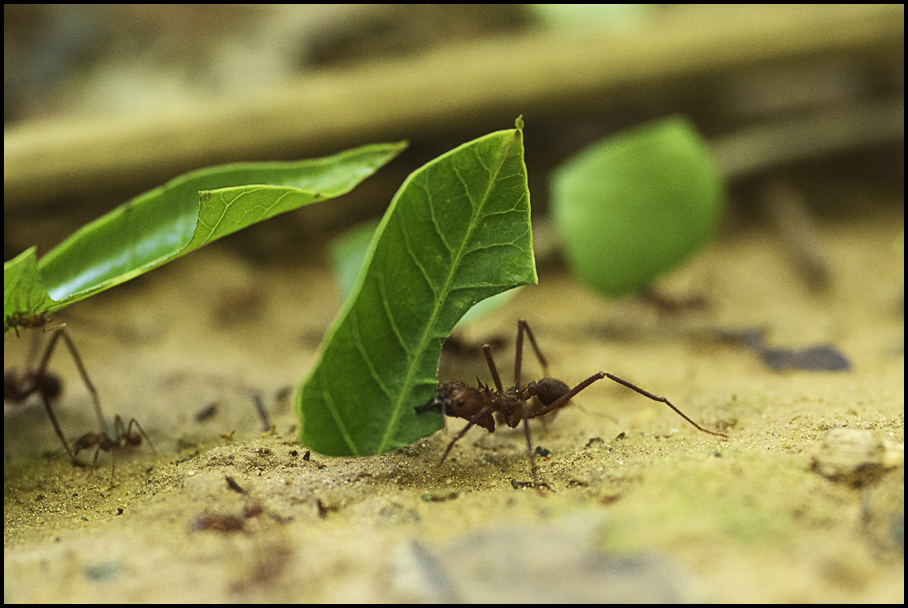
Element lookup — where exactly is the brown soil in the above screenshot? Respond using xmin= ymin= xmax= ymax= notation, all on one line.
xmin=4 ymin=203 xmax=903 ymax=602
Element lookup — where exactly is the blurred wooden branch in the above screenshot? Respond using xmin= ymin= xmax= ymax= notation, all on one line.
xmin=5 ymin=4 xmax=902 ymax=206
xmin=711 ymin=98 xmax=904 ymax=180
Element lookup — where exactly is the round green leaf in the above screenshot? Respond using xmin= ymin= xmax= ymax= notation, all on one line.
xmin=551 ymin=117 xmax=723 ymax=297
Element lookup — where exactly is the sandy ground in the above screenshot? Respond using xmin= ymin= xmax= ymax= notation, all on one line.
xmin=4 ymin=201 xmax=904 ymax=602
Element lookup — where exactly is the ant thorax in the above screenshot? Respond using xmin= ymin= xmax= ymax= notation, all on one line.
xmin=418 ymin=380 xmax=498 ymax=432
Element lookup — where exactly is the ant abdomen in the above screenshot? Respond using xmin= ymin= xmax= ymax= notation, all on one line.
xmin=529 ymin=377 xmax=571 ymax=406
xmin=5 ymin=370 xmax=62 ymax=402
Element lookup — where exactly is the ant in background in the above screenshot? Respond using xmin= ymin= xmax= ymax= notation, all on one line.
xmin=72 ymin=415 xmax=157 ymax=484
xmin=5 ymin=306 xmax=106 ymax=464
xmin=416 ymin=319 xmax=727 ymax=489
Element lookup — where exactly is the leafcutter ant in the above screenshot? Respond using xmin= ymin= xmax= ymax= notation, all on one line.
xmin=72 ymin=414 xmax=157 ymax=483
xmin=415 ymin=319 xmax=727 ymax=489
xmin=5 ymin=306 xmax=105 ymax=464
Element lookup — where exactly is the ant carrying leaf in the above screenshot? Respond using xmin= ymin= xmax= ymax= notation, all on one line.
xmin=416 ymin=320 xmax=727 ymax=490
xmin=5 ymin=305 xmax=105 ymax=464
xmin=297 ymin=120 xmax=534 ymax=456
xmin=6 ymin=291 xmax=157 ymax=478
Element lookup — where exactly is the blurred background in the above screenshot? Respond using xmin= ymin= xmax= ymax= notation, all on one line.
xmin=4 ymin=4 xmax=903 ymax=263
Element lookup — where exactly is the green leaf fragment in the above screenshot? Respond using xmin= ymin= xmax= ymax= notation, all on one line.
xmin=298 ymin=125 xmax=535 ymax=457
xmin=5 ymin=142 xmax=405 ymax=329
xmin=551 ymin=116 xmax=723 ymax=297
xmin=3 ymin=248 xmax=54 ymax=331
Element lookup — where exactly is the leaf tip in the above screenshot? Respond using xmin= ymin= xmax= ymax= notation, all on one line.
xmin=515 ymin=115 xmax=525 ymax=130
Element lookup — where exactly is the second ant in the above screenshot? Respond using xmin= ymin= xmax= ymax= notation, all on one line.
xmin=5 ymin=308 xmax=105 ymax=463
xmin=6 ymin=306 xmax=155 ymax=480
xmin=72 ymin=415 xmax=157 ymax=484
xmin=416 ymin=319 xmax=727 ymax=490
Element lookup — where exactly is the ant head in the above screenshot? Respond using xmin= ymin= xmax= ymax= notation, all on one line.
xmin=439 ymin=384 xmax=471 ymax=415
xmin=5 ymin=304 xmax=53 ymax=335
xmin=415 ymin=381 xmax=472 ymax=417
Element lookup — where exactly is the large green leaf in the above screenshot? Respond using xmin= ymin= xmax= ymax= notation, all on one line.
xmin=298 ymin=124 xmax=535 ymax=456
xmin=328 ymin=218 xmax=521 ymax=326
xmin=551 ymin=117 xmax=722 ymax=297
xmin=4 ymin=143 xmax=405 ymax=330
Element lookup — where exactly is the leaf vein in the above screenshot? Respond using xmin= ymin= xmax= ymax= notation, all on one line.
xmin=350 ymin=308 xmax=395 ymax=403
xmin=377 ymin=273 xmax=412 ymax=358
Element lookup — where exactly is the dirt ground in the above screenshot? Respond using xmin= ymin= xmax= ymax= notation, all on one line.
xmin=4 ymin=199 xmax=904 ymax=602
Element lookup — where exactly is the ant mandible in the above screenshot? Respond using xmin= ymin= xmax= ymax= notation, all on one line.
xmin=72 ymin=415 xmax=157 ymax=483
xmin=416 ymin=319 xmax=728 ymax=489
xmin=5 ymin=307 xmax=106 ymax=464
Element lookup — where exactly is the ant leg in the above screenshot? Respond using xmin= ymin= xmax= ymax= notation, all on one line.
xmin=36 ymin=381 xmax=78 ymax=463
xmin=106 ymin=449 xmax=117 ymax=486
xmin=25 ymin=327 xmax=43 ymax=369
xmin=514 ymin=320 xmax=525 ymax=389
xmin=36 ymin=327 xmax=107 ymax=433
xmin=604 ymin=373 xmax=728 ymax=439
xmin=482 ymin=345 xmax=505 ymax=393
xmin=520 ymin=408 xmax=542 ymax=491
xmin=12 ymin=328 xmax=76 ymax=462
xmin=515 ymin=319 xmax=550 ymax=389
xmin=437 ymin=406 xmax=492 ymax=466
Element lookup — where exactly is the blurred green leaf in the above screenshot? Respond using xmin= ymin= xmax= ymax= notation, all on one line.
xmin=4 ymin=143 xmax=405 ymax=330
xmin=551 ymin=116 xmax=723 ymax=297
xmin=328 ymin=219 xmax=383 ymax=301
xmin=298 ymin=124 xmax=535 ymax=456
